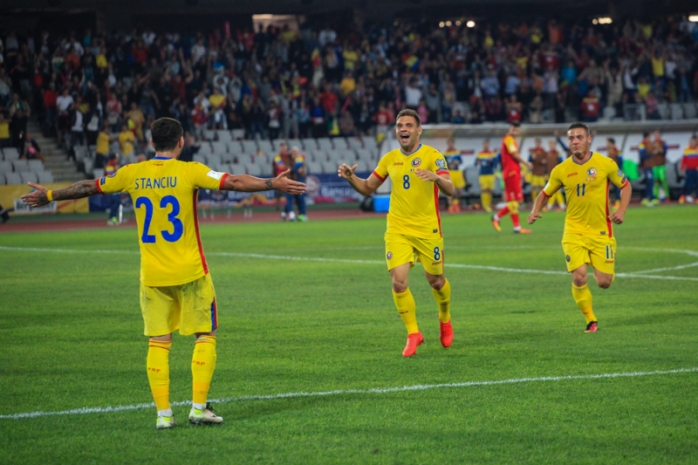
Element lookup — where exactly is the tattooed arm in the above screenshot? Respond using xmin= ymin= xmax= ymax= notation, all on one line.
xmin=221 ymin=169 xmax=306 ymax=194
xmin=21 ymin=180 xmax=100 ymax=208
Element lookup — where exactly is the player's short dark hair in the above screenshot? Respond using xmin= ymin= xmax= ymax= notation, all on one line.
xmin=151 ymin=118 xmax=183 ymax=152
xmin=568 ymin=122 xmax=589 ymax=135
xmin=643 ymin=131 xmax=650 ymax=138
xmin=608 ymin=137 xmax=615 ymax=144
xmin=396 ymin=109 xmax=421 ymax=126
xmin=509 ymin=122 xmax=521 ymax=128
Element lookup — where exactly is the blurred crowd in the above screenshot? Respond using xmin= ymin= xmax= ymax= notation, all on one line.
xmin=0 ymin=15 xmax=697 ymax=159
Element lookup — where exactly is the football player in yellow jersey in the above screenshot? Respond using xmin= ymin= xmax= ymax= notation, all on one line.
xmin=528 ymin=123 xmax=631 ymax=332
xmin=21 ymin=118 xmax=306 ymax=429
xmin=338 ymin=109 xmax=454 ymax=357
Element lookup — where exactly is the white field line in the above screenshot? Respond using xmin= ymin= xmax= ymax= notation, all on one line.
xmin=1 ymin=367 xmax=696 ymax=421
xmin=2 ymin=246 xmax=698 ymax=281
xmin=632 ymin=262 xmax=698 ymax=274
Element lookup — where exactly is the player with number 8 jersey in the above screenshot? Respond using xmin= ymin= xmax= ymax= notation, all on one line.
xmin=338 ymin=109 xmax=454 ymax=357
xmin=20 ymin=118 xmax=306 ymax=429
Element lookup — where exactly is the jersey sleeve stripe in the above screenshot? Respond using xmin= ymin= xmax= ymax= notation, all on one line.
xmin=95 ymin=178 xmax=104 ymax=194
xmin=372 ymin=171 xmax=386 ymax=181
xmin=620 ymin=179 xmax=629 ymax=189
xmin=542 ymin=191 xmax=550 ymax=197
xmin=436 ymin=170 xmax=450 ymax=176
xmin=192 ymin=189 xmax=210 ymax=274
xmin=219 ymin=173 xmax=229 ymax=190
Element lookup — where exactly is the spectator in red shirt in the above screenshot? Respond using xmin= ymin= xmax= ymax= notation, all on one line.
xmin=580 ymin=90 xmax=600 ymax=122
xmin=43 ymin=83 xmax=58 ymax=137
xmin=506 ymin=95 xmax=522 ymax=123
xmin=320 ymin=83 xmax=338 ymax=113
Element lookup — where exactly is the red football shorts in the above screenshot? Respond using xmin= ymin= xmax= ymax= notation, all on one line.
xmin=503 ymin=171 xmax=523 ymax=203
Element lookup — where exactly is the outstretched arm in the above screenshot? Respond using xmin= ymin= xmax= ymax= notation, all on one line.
xmin=337 ymin=163 xmax=383 ymax=196
xmin=21 ymin=180 xmax=99 ymax=208
xmin=610 ymin=183 xmax=632 ymax=224
xmin=222 ymin=169 xmax=306 ymax=194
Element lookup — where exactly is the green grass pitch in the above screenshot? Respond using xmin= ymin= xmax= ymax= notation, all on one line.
xmin=1 ymin=206 xmax=697 ymax=464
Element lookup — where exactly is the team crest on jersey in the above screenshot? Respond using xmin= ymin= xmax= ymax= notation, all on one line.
xmin=411 ymin=158 xmax=422 ymax=168
xmin=435 ymin=158 xmax=447 ymax=169
xmin=386 ymin=252 xmax=393 ymax=260
xmin=587 ymin=168 xmax=598 ymax=176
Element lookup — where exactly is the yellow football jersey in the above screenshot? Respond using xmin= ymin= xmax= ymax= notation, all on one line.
xmin=544 ymin=152 xmax=628 ymax=238
xmin=373 ymin=144 xmax=449 ymax=239
xmin=97 ymin=156 xmax=227 ymax=286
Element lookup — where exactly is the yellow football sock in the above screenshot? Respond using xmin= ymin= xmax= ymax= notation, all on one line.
xmin=481 ymin=192 xmax=492 ymax=211
xmin=393 ymin=288 xmax=419 ymax=334
xmin=192 ymin=335 xmax=217 ymax=406
xmin=147 ymin=340 xmax=171 ymax=412
xmin=572 ymin=284 xmax=596 ymax=323
xmin=432 ymin=279 xmax=451 ymax=323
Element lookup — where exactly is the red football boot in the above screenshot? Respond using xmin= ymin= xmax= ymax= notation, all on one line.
xmin=440 ymin=321 xmax=453 ymax=348
xmin=402 ymin=332 xmax=424 ymax=357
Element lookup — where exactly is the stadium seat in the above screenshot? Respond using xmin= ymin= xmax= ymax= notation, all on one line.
xmin=193 ymin=154 xmax=207 ymax=164
xmin=93 ymin=168 xmax=104 ymax=179
xmin=300 ymin=138 xmax=316 ymax=151
xmin=464 ymin=167 xmax=481 ymax=197
xmin=5 ymin=172 xmax=22 ymax=184
xmin=198 ymin=143 xmax=213 ymax=156
xmin=667 ymin=161 xmax=683 ymax=192
xmin=2 ymin=147 xmax=20 ymax=161
xmin=670 ymin=103 xmax=684 ymax=120
xmin=231 ymin=129 xmax=245 ymax=141
xmin=682 ymin=103 xmax=697 ymax=119
xmin=347 ymin=136 xmax=364 ymax=150
xmin=0 ymin=173 xmax=5 ymax=184
xmin=258 ymin=140 xmax=274 ymax=156
xmin=317 ymin=137 xmax=334 ymax=151
xmin=217 ymin=131 xmax=233 ymax=144
xmin=20 ymin=171 xmax=38 ymax=184
xmin=211 ymin=141 xmax=228 ymax=155
xmin=37 ymin=171 xmax=54 ymax=184
xmin=0 ymin=160 xmax=12 ymax=174
xmin=246 ymin=164 xmax=264 ymax=176
xmin=228 ymin=164 xmax=245 ymax=175
xmin=28 ymin=160 xmax=43 ymax=172
xmin=12 ymin=159 xmax=30 ymax=172
xmin=307 ymin=161 xmax=323 ymax=174
xmin=240 ymin=140 xmax=258 ymax=153
xmin=657 ymin=103 xmax=670 ymax=120
xmin=321 ymin=161 xmax=336 ymax=174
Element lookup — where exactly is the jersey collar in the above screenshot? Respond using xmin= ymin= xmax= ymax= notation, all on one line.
xmin=400 ymin=143 xmax=422 ymax=156
xmin=572 ymin=152 xmax=593 ymax=166
xmin=153 ymin=155 xmax=174 ymax=160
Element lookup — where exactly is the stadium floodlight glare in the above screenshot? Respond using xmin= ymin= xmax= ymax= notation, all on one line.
xmin=456 ymin=20 xmax=462 ymax=26
xmin=689 ymin=15 xmax=698 ymax=22
xmin=466 ymin=20 xmax=475 ymax=28
xmin=446 ymin=21 xmax=452 ymax=26
xmin=592 ymin=19 xmax=598 ymax=25
xmin=597 ymin=17 xmax=612 ymax=24
xmin=439 ymin=21 xmax=445 ymax=28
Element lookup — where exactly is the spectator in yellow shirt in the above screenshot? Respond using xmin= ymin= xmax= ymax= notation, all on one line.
xmin=118 ymin=123 xmax=136 ymax=162
xmin=208 ymin=88 xmax=227 ymax=129
xmin=0 ymin=112 xmax=10 ymax=148
xmin=339 ymin=71 xmax=356 ymax=98
xmin=96 ymin=120 xmax=115 ymax=168
xmin=126 ymin=102 xmax=145 ymax=141
xmin=342 ymin=44 xmax=358 ymax=71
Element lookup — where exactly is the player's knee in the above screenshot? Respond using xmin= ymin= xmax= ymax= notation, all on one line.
xmin=572 ymin=273 xmax=587 ymax=287
xmin=427 ymin=274 xmax=445 ymax=290
xmin=392 ymin=279 xmax=408 ymax=293
xmin=596 ymin=275 xmax=613 ymax=289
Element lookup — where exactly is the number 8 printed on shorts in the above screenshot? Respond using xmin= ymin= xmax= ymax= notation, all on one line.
xmin=433 ymin=246 xmax=441 ymax=261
